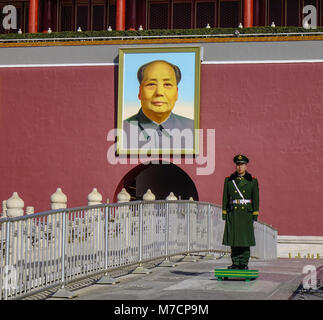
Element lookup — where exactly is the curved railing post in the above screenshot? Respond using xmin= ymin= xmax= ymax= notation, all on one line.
xmin=133 ymin=203 xmax=151 ymax=274
xmin=187 ymin=202 xmax=190 ymax=252
xmin=3 ymin=221 xmax=11 ymax=300
xmin=51 ymin=211 xmax=76 ymax=298
xmin=61 ymin=212 xmax=66 ymax=286
xmin=105 ymin=206 xmax=109 ymax=270
xmin=204 ymin=204 xmax=214 ymax=259
xmin=166 ymin=203 xmax=169 ymax=257
xmin=139 ymin=203 xmax=143 ymax=262
xmin=183 ymin=202 xmax=198 ymax=262
xmin=159 ymin=202 xmax=176 ymax=267
xmin=208 ymin=204 xmax=211 ymax=250
xmin=97 ymin=205 xmax=119 ymax=284
xmin=263 ymin=224 xmax=267 ymax=260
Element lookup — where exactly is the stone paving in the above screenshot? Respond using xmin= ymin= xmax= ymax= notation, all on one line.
xmin=46 ymin=255 xmax=323 ymax=300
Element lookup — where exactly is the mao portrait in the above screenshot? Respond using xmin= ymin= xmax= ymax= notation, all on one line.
xmin=117 ymin=47 xmax=201 ymax=155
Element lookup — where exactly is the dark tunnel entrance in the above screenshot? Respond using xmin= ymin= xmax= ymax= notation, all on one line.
xmin=114 ymin=162 xmax=198 ymax=201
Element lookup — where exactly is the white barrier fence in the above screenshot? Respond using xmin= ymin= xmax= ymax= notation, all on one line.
xmin=0 ymin=200 xmax=277 ymax=300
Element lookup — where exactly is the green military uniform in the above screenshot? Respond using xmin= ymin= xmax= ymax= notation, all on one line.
xmin=222 ymin=154 xmax=259 ymax=269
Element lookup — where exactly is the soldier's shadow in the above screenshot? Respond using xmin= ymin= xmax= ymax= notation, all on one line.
xmin=212 ymin=278 xmax=257 ymax=282
xmin=170 ymin=270 xmax=207 ymax=276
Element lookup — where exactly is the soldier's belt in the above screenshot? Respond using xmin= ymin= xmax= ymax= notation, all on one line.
xmin=232 ymin=199 xmax=252 ymax=204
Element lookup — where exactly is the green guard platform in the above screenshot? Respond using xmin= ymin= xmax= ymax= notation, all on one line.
xmin=214 ymin=269 xmax=259 ymax=282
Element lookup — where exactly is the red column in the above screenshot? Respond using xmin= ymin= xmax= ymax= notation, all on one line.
xmin=137 ymin=0 xmax=146 ymax=29
xmin=259 ymin=0 xmax=266 ymax=26
xmin=42 ymin=0 xmax=52 ymax=32
xmin=28 ymin=0 xmax=39 ymax=33
xmin=254 ymin=0 xmax=259 ymax=26
xmin=116 ymin=0 xmax=126 ymax=31
xmin=127 ymin=0 xmax=136 ymax=30
xmin=243 ymin=0 xmax=253 ymax=28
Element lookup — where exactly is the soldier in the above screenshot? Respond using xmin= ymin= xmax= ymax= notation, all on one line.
xmin=222 ymin=154 xmax=259 ymax=270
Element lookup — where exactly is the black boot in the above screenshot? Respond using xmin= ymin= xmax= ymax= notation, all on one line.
xmin=227 ymin=264 xmax=240 ymax=270
xmin=239 ymin=265 xmax=248 ymax=270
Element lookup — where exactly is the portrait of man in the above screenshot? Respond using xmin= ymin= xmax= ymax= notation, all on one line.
xmin=117 ymin=47 xmax=200 ymax=155
xmin=123 ymin=60 xmax=194 ymax=151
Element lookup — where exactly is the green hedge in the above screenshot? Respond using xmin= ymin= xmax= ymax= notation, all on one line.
xmin=1 ymin=26 xmax=323 ymax=40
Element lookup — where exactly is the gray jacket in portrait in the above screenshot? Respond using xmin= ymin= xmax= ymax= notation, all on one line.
xmin=122 ymin=108 xmax=195 ymax=151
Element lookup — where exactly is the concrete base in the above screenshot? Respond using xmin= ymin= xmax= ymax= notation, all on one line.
xmin=159 ymin=259 xmax=177 ymax=267
xmin=203 ymin=253 xmax=215 ymax=260
xmin=51 ymin=288 xmax=77 ymax=299
xmin=51 ymin=258 xmax=323 ymax=300
xmin=96 ymin=275 xmax=120 ymax=285
xmin=277 ymin=235 xmax=323 ymax=258
xmin=132 ymin=266 xmax=152 ymax=274
xmin=182 ymin=255 xmax=199 ymax=262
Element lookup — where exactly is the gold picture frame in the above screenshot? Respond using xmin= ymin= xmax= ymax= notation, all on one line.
xmin=117 ymin=46 xmax=201 ymax=155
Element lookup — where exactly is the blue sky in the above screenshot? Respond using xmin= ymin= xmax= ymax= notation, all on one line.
xmin=122 ymin=51 xmax=196 ymax=119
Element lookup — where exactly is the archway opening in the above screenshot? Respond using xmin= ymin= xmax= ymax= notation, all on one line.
xmin=114 ymin=162 xmax=198 ymax=202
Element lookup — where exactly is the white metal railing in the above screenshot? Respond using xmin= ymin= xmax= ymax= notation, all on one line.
xmin=0 ymin=200 xmax=277 ymax=300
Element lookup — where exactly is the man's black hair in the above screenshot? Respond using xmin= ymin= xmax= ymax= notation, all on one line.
xmin=137 ymin=60 xmax=182 ymax=85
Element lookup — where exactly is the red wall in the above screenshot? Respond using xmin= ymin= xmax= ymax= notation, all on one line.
xmin=0 ymin=63 xmax=323 ymax=236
